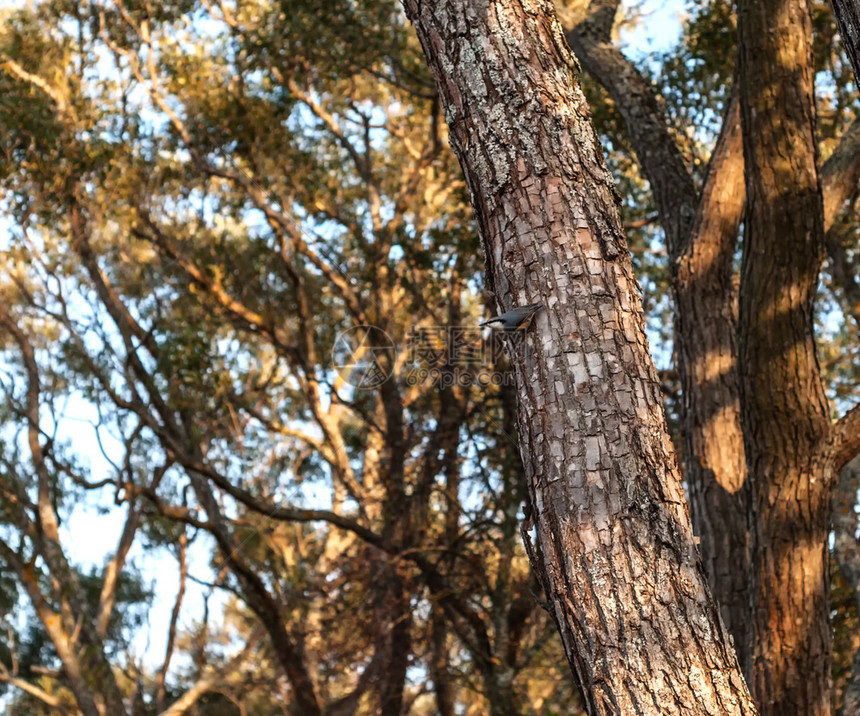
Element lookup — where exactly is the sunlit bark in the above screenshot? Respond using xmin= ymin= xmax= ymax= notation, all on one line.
xmin=404 ymin=0 xmax=756 ymax=711
xmin=737 ymin=0 xmax=833 ymax=712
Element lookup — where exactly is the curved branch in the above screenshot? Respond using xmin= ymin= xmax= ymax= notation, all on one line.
xmin=822 ymin=117 xmax=860 ymax=230
xmin=833 ymin=404 xmax=860 ymax=472
xmin=562 ymin=0 xmax=698 ymax=256
xmin=0 ymin=664 xmax=70 ymax=714
xmin=830 ymin=0 xmax=860 ymax=83
xmin=156 ymin=627 xmax=263 ymax=716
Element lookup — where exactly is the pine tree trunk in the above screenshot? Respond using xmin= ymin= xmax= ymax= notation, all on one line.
xmin=737 ymin=0 xmax=834 ymax=712
xmin=559 ymin=2 xmax=754 ymax=661
xmin=404 ymin=1 xmax=756 ymax=712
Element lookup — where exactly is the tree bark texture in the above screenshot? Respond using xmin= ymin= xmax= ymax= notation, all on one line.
xmin=737 ymin=0 xmax=834 ymax=713
xmin=833 ymin=457 xmax=860 ymax=716
xmin=830 ymin=0 xmax=860 ymax=82
xmin=404 ymin=1 xmax=756 ymax=713
xmin=674 ymin=91 xmax=750 ymax=671
xmin=562 ymin=1 xmax=753 ymax=662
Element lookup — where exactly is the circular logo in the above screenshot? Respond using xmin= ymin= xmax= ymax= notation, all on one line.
xmin=331 ymin=326 xmax=396 ymax=389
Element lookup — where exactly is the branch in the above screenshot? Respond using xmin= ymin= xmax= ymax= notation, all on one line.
xmin=153 ymin=444 xmax=495 ymax=674
xmin=830 ymin=0 xmax=860 ymax=84
xmin=1 ymin=59 xmax=71 ymax=118
xmin=96 ymin=492 xmax=143 ymax=639
xmin=833 ymin=456 xmax=860 ymax=715
xmin=157 ymin=626 xmax=263 ymax=716
xmin=70 ymin=216 xmax=160 ymax=359
xmin=834 ymin=456 xmax=860 ymax=613
xmin=821 ymin=117 xmax=860 ymax=231
xmin=0 ymin=542 xmax=103 ymax=716
xmin=834 ymin=404 xmax=860 ymax=472
xmin=133 ymin=216 xmax=364 ymax=502
xmin=562 ymin=0 xmax=698 ymax=256
xmin=821 ymin=117 xmax=860 ymax=327
xmin=169 ymin=450 xmax=386 ymax=548
xmin=0 ymin=663 xmax=70 ymax=714
xmin=155 ymin=530 xmax=188 ymax=713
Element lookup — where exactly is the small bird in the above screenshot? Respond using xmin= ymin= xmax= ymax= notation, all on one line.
xmin=480 ymin=302 xmax=544 ymax=332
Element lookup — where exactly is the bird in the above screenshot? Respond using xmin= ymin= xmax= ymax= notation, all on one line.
xmin=479 ymin=302 xmax=544 ymax=332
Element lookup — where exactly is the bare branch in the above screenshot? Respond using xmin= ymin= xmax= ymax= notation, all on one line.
xmin=156 ymin=531 xmax=188 ymax=713
xmin=96 ymin=493 xmax=143 ymax=639
xmin=822 ymin=117 xmax=860 ymax=231
xmin=830 ymin=0 xmax=860 ymax=84
xmin=834 ymin=404 xmax=860 ymax=472
xmin=0 ymin=542 xmax=103 ymax=716
xmin=1 ymin=58 xmax=71 ymax=117
xmin=833 ymin=456 xmax=860 ymax=715
xmin=821 ymin=117 xmax=860 ymax=328
xmin=0 ymin=662 xmax=70 ymax=714
xmin=157 ymin=626 xmax=264 ymax=716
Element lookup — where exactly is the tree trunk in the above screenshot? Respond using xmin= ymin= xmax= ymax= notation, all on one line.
xmin=430 ymin=606 xmax=456 ymax=716
xmin=562 ymin=2 xmax=753 ymax=662
xmin=404 ymin=1 xmax=756 ymax=712
xmin=737 ymin=0 xmax=833 ymax=713
xmin=675 ymin=90 xmax=750 ymax=671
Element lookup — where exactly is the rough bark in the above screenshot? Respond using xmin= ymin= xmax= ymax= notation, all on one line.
xmin=834 ymin=457 xmax=860 ymax=716
xmin=563 ymin=0 xmax=753 ymax=661
xmin=737 ymin=0 xmax=834 ymax=713
xmin=564 ymin=2 xmax=860 ymax=686
xmin=562 ymin=0 xmax=860 ymax=698
xmin=830 ymin=0 xmax=860 ymax=81
xmin=675 ymin=90 xmax=751 ymax=670
xmin=404 ymin=1 xmax=756 ymax=713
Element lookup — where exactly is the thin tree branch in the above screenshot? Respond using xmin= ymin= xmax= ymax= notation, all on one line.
xmin=0 ymin=663 xmax=70 ymax=714
xmin=822 ymin=117 xmax=860 ymax=230
xmin=157 ymin=626 xmax=264 ymax=716
xmin=1 ymin=58 xmax=71 ymax=117
xmin=833 ymin=456 xmax=860 ymax=715
xmin=830 ymin=0 xmax=860 ymax=83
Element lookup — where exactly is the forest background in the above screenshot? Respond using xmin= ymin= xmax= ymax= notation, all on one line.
xmin=0 ymin=0 xmax=858 ymax=714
